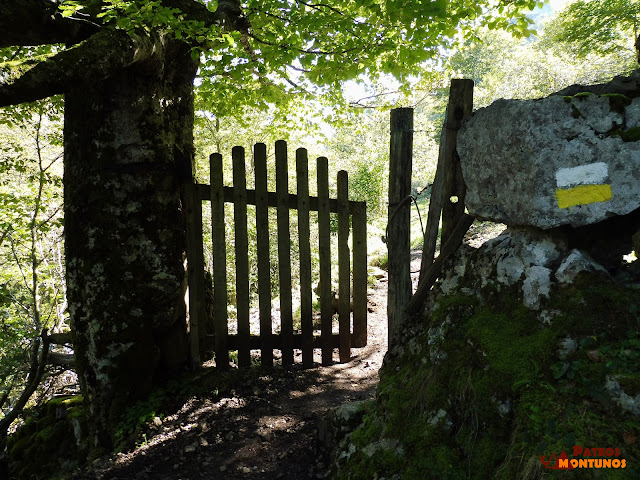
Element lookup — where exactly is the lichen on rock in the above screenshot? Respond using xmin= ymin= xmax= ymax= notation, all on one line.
xmin=457 ymin=70 xmax=640 ymax=229
xmin=331 ymin=227 xmax=640 ymax=479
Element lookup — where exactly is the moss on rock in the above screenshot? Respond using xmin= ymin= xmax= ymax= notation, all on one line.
xmin=333 ymin=230 xmax=640 ymax=479
xmin=7 ymin=395 xmax=87 ymax=479
xmin=610 ymin=126 xmax=640 ymax=142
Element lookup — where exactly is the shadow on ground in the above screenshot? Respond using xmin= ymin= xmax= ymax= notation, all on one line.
xmin=71 ymin=338 xmax=384 ymax=480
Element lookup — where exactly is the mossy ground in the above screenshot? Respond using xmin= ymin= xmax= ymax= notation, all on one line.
xmin=335 ymin=272 xmax=640 ymax=479
xmin=7 ymin=395 xmax=87 ymax=479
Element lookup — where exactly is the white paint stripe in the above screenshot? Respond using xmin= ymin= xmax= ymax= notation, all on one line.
xmin=556 ymin=162 xmax=608 ymax=188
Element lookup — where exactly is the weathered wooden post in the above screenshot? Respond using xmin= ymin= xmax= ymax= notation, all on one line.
xmin=185 ymin=183 xmax=204 ymax=369
xmin=211 ymin=153 xmax=229 ymax=369
xmin=337 ymin=170 xmax=351 ymax=362
xmin=420 ymin=78 xmax=474 ymax=281
xmin=441 ymin=79 xmax=474 ymax=244
xmin=232 ymin=146 xmax=251 ymax=368
xmin=387 ymin=108 xmax=413 ymax=348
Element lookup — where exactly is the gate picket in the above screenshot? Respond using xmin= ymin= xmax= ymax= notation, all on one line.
xmin=317 ymin=156 xmax=333 ymax=366
xmin=254 ymin=143 xmax=273 ymax=367
xmin=276 ymin=140 xmax=294 ymax=366
xmin=352 ymin=203 xmax=368 ymax=347
xmin=296 ymin=148 xmax=314 ymax=368
xmin=232 ymin=146 xmax=251 ymax=368
xmin=337 ymin=170 xmax=351 ymax=363
xmin=210 ymin=153 xmax=229 ymax=369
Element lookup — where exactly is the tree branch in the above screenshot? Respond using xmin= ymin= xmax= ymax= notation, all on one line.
xmin=0 ymin=29 xmax=161 ymax=107
xmin=295 ymin=0 xmax=345 ymax=17
xmin=0 ymin=0 xmax=99 ymax=47
xmin=161 ymin=0 xmax=250 ymax=32
xmin=0 ymin=330 xmax=50 ymax=441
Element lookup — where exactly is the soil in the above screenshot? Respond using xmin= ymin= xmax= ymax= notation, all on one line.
xmin=68 ymin=223 xmax=503 ymax=480
xmin=70 ymin=269 xmax=394 ymax=480
xmin=63 ymin=222 xmax=504 ymax=480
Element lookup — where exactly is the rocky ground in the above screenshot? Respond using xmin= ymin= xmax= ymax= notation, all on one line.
xmin=66 ymin=223 xmax=504 ymax=480
xmin=70 ymin=270 xmax=391 ymax=480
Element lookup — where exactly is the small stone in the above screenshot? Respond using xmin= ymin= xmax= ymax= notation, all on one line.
xmin=241 ymin=466 xmax=251 ymax=474
xmin=219 ymin=465 xmax=227 ymax=472
xmin=153 ymin=416 xmax=162 ymax=427
xmin=199 ymin=437 xmax=209 ymax=447
xmin=587 ymin=350 xmax=602 ymax=362
xmin=184 ymin=444 xmax=197 ymax=453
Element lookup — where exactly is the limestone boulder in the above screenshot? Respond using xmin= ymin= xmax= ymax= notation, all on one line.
xmin=457 ymin=74 xmax=640 ymax=228
xmin=330 ymin=227 xmax=640 ymax=479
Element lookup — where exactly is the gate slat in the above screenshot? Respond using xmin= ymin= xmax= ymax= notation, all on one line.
xmin=296 ymin=148 xmax=313 ymax=368
xmin=185 ymin=183 xmax=204 ymax=368
xmin=276 ymin=140 xmax=294 ymax=366
xmin=337 ymin=170 xmax=351 ymax=363
xmin=317 ymin=157 xmax=332 ymax=365
xmin=352 ymin=202 xmax=367 ymax=348
xmin=254 ymin=143 xmax=273 ymax=367
xmin=233 ymin=146 xmax=251 ymax=368
xmin=210 ymin=153 xmax=229 ymax=369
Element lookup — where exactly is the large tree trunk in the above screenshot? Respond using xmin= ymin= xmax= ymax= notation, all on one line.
xmin=64 ymin=36 xmax=198 ymax=452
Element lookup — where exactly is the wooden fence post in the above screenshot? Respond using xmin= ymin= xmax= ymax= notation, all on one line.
xmin=441 ymin=79 xmax=474 ymax=244
xmin=387 ymin=108 xmax=413 ymax=348
xmin=232 ymin=146 xmax=251 ymax=368
xmin=296 ymin=148 xmax=314 ymax=368
xmin=419 ymin=78 xmax=473 ymax=281
xmin=276 ymin=140 xmax=294 ymax=366
xmin=317 ymin=156 xmax=333 ymax=365
xmin=337 ymin=170 xmax=351 ymax=363
xmin=352 ymin=202 xmax=367 ymax=347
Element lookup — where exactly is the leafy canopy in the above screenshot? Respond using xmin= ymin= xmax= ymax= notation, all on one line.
xmin=544 ymin=0 xmax=640 ymax=59
xmin=55 ymin=0 xmax=546 ymax=116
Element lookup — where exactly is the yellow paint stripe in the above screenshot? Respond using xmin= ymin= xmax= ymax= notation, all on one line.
xmin=555 ymin=184 xmax=612 ymax=209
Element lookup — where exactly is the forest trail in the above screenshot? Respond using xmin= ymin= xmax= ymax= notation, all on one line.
xmin=70 ymin=251 xmax=429 ymax=480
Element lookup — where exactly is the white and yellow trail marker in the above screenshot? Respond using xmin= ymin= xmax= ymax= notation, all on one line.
xmin=555 ymin=162 xmax=612 ymax=209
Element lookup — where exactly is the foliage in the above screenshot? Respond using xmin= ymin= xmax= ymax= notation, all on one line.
xmin=50 ymin=0 xmax=548 ymax=120
xmin=448 ymin=27 xmax=636 ymax=109
xmin=0 ymin=99 xmax=68 ymax=427
xmin=543 ymin=0 xmax=640 ymax=65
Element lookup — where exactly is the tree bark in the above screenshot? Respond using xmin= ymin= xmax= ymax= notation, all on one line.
xmin=0 ymin=30 xmax=160 ymax=107
xmin=0 ymin=0 xmax=246 ymax=457
xmin=64 ymin=36 xmax=198 ymax=452
xmin=0 ymin=0 xmax=98 ymax=47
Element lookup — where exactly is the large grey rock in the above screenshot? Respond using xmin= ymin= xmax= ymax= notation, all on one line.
xmin=437 ymin=227 xmax=589 ymax=310
xmin=457 ymin=79 xmax=640 ymax=228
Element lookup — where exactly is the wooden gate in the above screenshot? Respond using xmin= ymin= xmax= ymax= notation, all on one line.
xmin=185 ymin=140 xmax=367 ymax=369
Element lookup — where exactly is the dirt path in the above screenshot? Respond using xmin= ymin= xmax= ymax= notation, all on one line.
xmin=71 ymin=263 xmax=400 ymax=480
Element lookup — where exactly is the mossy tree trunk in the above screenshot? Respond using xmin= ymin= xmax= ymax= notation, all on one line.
xmin=64 ymin=38 xmax=198 ymax=451
xmin=0 ymin=0 xmax=246 ymax=458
